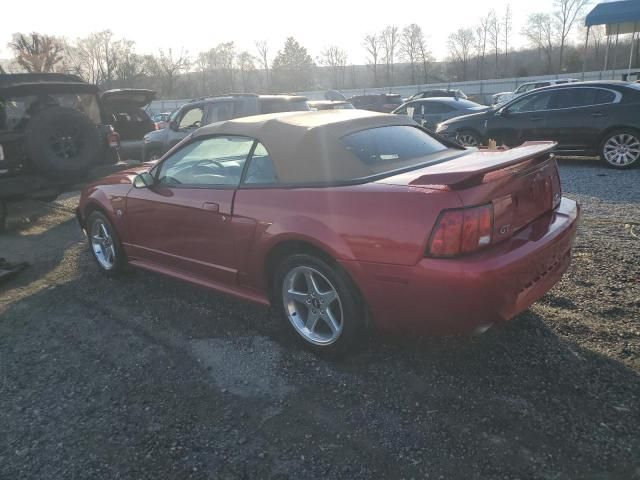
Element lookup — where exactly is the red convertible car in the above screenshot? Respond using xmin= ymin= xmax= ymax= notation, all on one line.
xmin=77 ymin=110 xmax=579 ymax=354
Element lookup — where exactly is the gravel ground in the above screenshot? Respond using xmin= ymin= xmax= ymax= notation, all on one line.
xmin=0 ymin=159 xmax=639 ymax=480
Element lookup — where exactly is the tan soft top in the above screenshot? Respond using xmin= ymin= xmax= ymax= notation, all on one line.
xmin=193 ymin=110 xmax=417 ymax=183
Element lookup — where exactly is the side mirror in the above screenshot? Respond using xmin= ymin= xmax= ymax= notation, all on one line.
xmin=169 ymin=120 xmax=178 ymax=131
xmin=133 ymin=172 xmax=155 ymax=189
xmin=496 ymin=108 xmax=508 ymax=117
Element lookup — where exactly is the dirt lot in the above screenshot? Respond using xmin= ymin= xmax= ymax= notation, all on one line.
xmin=1 ymin=159 xmax=639 ymax=480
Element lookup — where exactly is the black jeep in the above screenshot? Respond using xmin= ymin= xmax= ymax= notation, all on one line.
xmin=0 ymin=73 xmax=121 ymax=231
xmin=0 ymin=73 xmax=120 ymax=183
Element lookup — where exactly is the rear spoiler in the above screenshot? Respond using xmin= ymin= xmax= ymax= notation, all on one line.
xmin=409 ymin=142 xmax=557 ymax=188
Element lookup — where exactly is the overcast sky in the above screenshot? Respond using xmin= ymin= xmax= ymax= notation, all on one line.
xmin=2 ymin=0 xmax=587 ymax=63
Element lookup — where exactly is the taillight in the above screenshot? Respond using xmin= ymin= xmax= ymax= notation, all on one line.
xmin=427 ymin=204 xmax=493 ymax=257
xmin=107 ymin=130 xmax=120 ymax=148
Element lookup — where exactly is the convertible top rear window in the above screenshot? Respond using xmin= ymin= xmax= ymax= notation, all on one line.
xmin=341 ymin=126 xmax=448 ymax=175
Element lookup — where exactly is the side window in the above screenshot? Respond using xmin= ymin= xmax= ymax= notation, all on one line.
xmin=243 ymin=142 xmax=279 ymax=185
xmin=206 ymin=102 xmax=234 ymax=124
xmin=178 ymin=106 xmax=204 ymax=129
xmin=157 ymin=136 xmax=255 ymax=187
xmin=553 ymin=88 xmax=598 ymax=109
xmin=427 ymin=103 xmax=456 ymax=113
xmin=507 ymin=91 xmax=554 ymax=114
xmin=595 ymin=89 xmax=616 ymax=104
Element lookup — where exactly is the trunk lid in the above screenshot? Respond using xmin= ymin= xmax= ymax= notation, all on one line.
xmin=101 ymin=89 xmax=156 ymax=108
xmin=378 ymin=142 xmax=562 ymax=244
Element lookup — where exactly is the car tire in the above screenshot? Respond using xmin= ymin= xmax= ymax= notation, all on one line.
xmin=456 ymin=130 xmax=481 ymax=147
xmin=273 ymin=253 xmax=366 ymax=357
xmin=599 ymin=129 xmax=640 ymax=169
xmin=86 ymin=211 xmax=127 ymax=275
xmin=25 ymin=107 xmax=102 ymax=179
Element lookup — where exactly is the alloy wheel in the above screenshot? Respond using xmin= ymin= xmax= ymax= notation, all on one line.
xmin=457 ymin=132 xmax=479 ymax=147
xmin=91 ymin=219 xmax=116 ymax=270
xmin=603 ymin=133 xmax=640 ymax=167
xmin=282 ymin=266 xmax=344 ymax=346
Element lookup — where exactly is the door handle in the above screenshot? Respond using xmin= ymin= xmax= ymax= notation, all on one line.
xmin=529 ymin=116 xmax=542 ymax=122
xmin=592 ymin=112 xmax=605 ymax=118
xmin=202 ymin=202 xmax=219 ymax=212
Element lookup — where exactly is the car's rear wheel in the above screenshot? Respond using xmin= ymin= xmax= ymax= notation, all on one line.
xmin=87 ymin=211 xmax=126 ymax=275
xmin=600 ymin=129 xmax=640 ymax=169
xmin=274 ymin=253 xmax=365 ymax=356
xmin=457 ymin=130 xmax=481 ymax=147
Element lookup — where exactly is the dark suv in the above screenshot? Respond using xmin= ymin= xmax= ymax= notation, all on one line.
xmin=142 ymin=94 xmax=309 ymax=161
xmin=436 ymin=81 xmax=640 ymax=169
xmin=0 ymin=73 xmax=119 ymax=181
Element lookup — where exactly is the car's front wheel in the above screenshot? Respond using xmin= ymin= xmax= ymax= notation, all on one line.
xmin=457 ymin=130 xmax=481 ymax=147
xmin=274 ymin=253 xmax=365 ymax=356
xmin=600 ymin=129 xmax=640 ymax=169
xmin=87 ymin=211 xmax=126 ymax=275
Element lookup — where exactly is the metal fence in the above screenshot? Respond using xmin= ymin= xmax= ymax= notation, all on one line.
xmin=147 ymin=69 xmax=632 ymax=114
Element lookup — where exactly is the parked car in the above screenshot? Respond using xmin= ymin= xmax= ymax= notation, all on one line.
xmin=492 ymin=78 xmax=579 ymax=105
xmin=348 ymin=94 xmax=403 ymax=113
xmin=436 ymin=81 xmax=640 ymax=169
xmin=141 ymin=94 xmax=309 ymax=161
xmin=0 ymin=73 xmax=119 ymax=181
xmin=392 ymin=97 xmax=489 ymax=131
xmin=101 ymin=89 xmax=156 ymax=160
xmin=77 ymin=109 xmax=579 ymax=355
xmin=407 ymin=89 xmax=468 ymax=101
xmin=152 ymin=112 xmax=172 ymax=129
xmin=308 ymin=100 xmax=354 ymax=110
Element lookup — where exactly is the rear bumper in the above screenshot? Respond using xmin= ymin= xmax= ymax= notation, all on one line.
xmin=341 ymin=197 xmax=580 ymax=335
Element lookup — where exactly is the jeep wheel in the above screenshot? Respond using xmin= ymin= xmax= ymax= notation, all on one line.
xmin=25 ymin=107 xmax=102 ymax=179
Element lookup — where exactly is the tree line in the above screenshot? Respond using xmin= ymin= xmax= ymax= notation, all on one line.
xmin=3 ymin=0 xmax=639 ymax=99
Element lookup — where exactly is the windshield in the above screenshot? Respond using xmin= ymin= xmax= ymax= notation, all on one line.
xmin=451 ymin=99 xmax=485 ymax=109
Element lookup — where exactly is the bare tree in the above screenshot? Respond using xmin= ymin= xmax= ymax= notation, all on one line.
xmin=363 ymin=33 xmax=381 ymax=86
xmin=320 ymin=46 xmax=347 ymax=89
xmin=254 ymin=40 xmax=269 ymax=91
xmin=381 ymin=25 xmax=400 ymax=86
xmin=554 ymin=0 xmax=590 ymax=73
xmin=503 ymin=5 xmax=513 ymax=72
xmin=149 ymin=48 xmax=190 ymax=97
xmin=9 ymin=33 xmax=64 ymax=73
xmin=401 ymin=24 xmax=423 ymax=85
xmin=523 ymin=13 xmax=555 ymax=73
xmin=215 ymin=42 xmax=236 ymax=92
xmin=475 ymin=14 xmax=491 ymax=80
xmin=236 ymin=51 xmax=256 ymax=92
xmin=113 ymin=40 xmax=147 ymax=86
xmin=447 ymin=28 xmax=475 ymax=81
xmin=417 ymin=34 xmax=433 ymax=84
xmin=488 ymin=10 xmax=501 ymax=78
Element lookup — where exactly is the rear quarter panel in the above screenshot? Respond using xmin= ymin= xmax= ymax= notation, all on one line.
xmin=232 ymin=183 xmax=463 ymax=291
